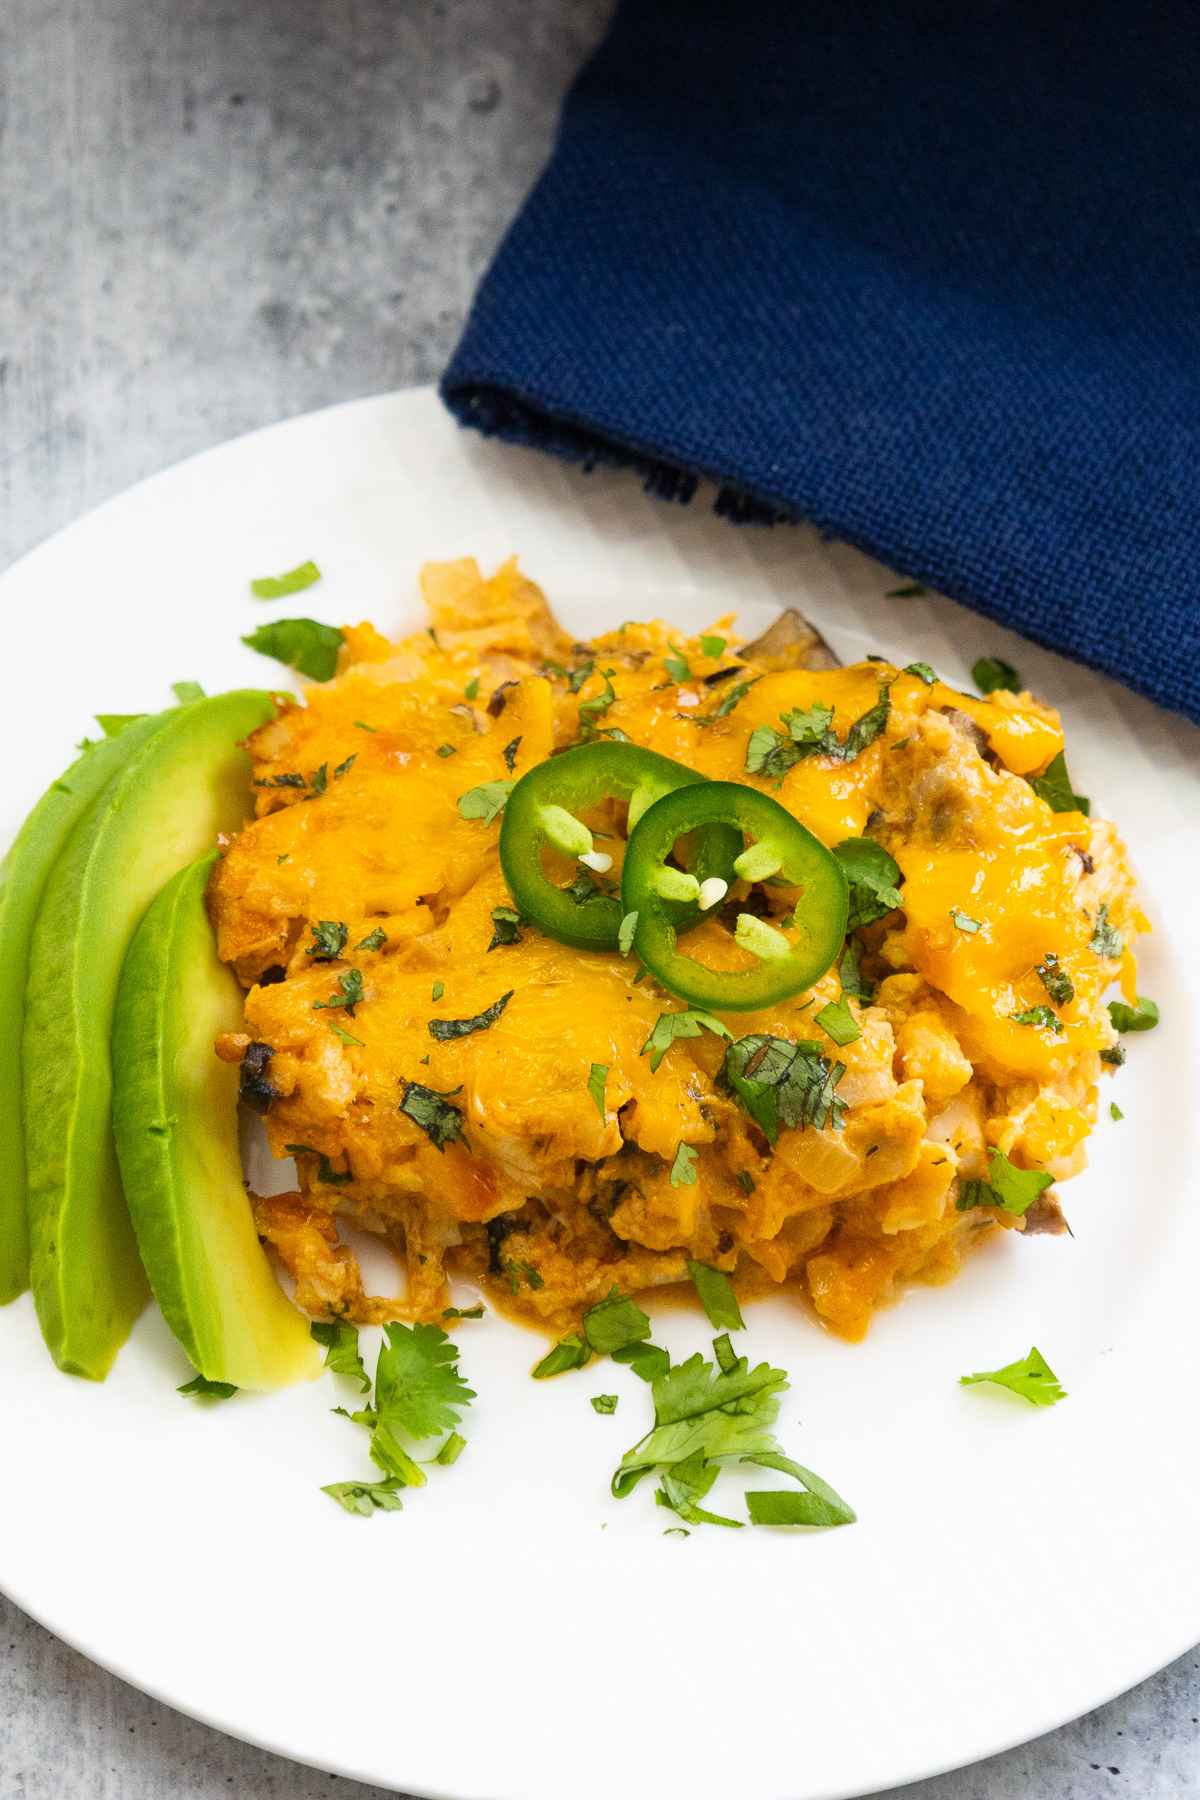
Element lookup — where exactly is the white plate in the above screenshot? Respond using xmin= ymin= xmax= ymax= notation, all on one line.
xmin=1 ymin=388 xmax=1197 ymax=1800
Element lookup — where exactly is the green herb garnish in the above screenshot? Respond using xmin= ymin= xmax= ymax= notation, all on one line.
xmin=488 ymin=905 xmax=523 ymax=950
xmin=428 ymin=990 xmax=512 ymax=1040
xmin=306 ymin=920 xmax=348 ymax=961
xmin=1108 ymin=995 xmax=1159 ymax=1033
xmin=670 ymin=1143 xmax=698 ymax=1187
xmin=587 ymin=1062 xmax=608 ymax=1121
xmin=1029 ymin=750 xmax=1090 ymax=815
xmin=458 ymin=780 xmax=513 ymax=823
xmin=956 ymin=1147 xmax=1054 ymax=1216
xmin=591 ymin=1394 xmax=619 ymax=1415
xmin=250 ymin=559 xmax=322 ymax=600
xmin=815 ymin=998 xmax=861 ymax=1047
xmin=1036 ymin=953 xmax=1074 ymax=1005
xmin=177 ymin=1375 xmax=237 ymax=1400
xmin=972 ymin=655 xmax=1021 ymax=695
xmin=687 ymin=1263 xmax=744 ymax=1331
xmin=1089 ymin=903 xmax=1124 ymax=958
xmin=311 ymin=1320 xmax=370 ymax=1391
xmin=960 ymin=1346 xmax=1065 ymax=1406
xmin=399 ymin=1081 xmax=466 ymax=1151
xmin=642 ymin=1008 xmax=732 ymax=1073
xmin=833 ymin=838 xmax=904 ymax=930
xmin=1010 ymin=1004 xmax=1063 ymax=1034
xmin=721 ymin=1035 xmax=846 ymax=1143
xmin=242 ymin=616 xmax=343 ymax=681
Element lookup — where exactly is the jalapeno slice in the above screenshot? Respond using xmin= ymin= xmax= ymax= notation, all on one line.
xmin=498 ymin=742 xmax=739 ymax=951
xmin=622 ymin=782 xmax=848 ymax=1010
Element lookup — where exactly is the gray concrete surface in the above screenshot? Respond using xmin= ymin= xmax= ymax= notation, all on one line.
xmin=1 ymin=2 xmax=1197 ymax=1795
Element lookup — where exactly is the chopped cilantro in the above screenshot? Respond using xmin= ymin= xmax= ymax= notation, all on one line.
xmin=242 ymin=615 xmax=343 ymax=681
xmin=903 ymin=662 xmax=937 ymax=684
xmin=583 ymin=1288 xmax=651 ymax=1354
xmin=399 ymin=1081 xmax=466 ymax=1150
xmin=566 ymin=659 xmax=594 ymax=693
xmin=1100 ymin=1043 xmax=1126 ymax=1066
xmin=254 ymin=770 xmax=307 ymax=790
xmin=591 ymin=1394 xmax=619 ymax=1415
xmin=587 ymin=1062 xmax=608 ymax=1121
xmin=1011 ymin=1004 xmax=1063 ymax=1034
xmin=327 ymin=1022 xmax=365 ymax=1047
xmin=435 ymin=1431 xmax=467 ymax=1465
xmin=250 ymin=559 xmax=322 ymax=600
xmin=458 ymin=779 xmax=513 ymax=824
xmin=700 ymin=634 xmax=727 ymax=658
xmin=334 ymin=754 xmax=356 ymax=779
xmin=972 ymin=655 xmax=1021 ymax=695
xmin=735 ymin=1169 xmax=756 ymax=1195
xmin=950 ymin=908 xmax=982 ymax=934
xmin=956 ymin=1147 xmax=1054 ymax=1216
xmin=693 ymin=677 xmax=758 ymax=727
xmin=833 ymin=683 xmax=891 ymax=761
xmin=1110 ymin=1102 xmax=1124 ymax=1121
xmin=838 ymin=938 xmax=875 ymax=1002
xmin=488 ymin=904 xmax=523 ymax=950
xmin=431 ymin=980 xmax=444 ymax=1001
xmin=436 ymin=743 xmax=457 ymax=759
xmin=310 ymin=1320 xmax=370 ymax=1392
xmin=313 ymin=968 xmax=364 ymax=1014
xmin=322 ymin=1477 xmax=405 ymax=1516
xmin=443 ymin=1303 xmax=484 ymax=1321
xmin=308 ymin=762 xmax=329 ymax=796
xmin=355 ymin=719 xmax=378 ymax=732
xmin=742 ymin=1455 xmax=858 ymax=1526
xmin=642 ymin=1008 xmax=732 ymax=1073
xmin=170 ymin=680 xmax=205 ymax=703
xmin=578 ymin=670 xmax=617 ymax=733
xmin=306 ymin=920 xmax=348 ymax=961
xmin=656 ymin=1452 xmax=743 ymax=1529
xmin=1108 ymin=995 xmax=1159 ymax=1032
xmin=357 ymin=926 xmax=387 ymax=952
xmin=502 ymin=736 xmax=522 ymax=773
xmin=375 ymin=1321 xmax=475 ymax=1441
xmin=612 ymin=1341 xmax=670 ymax=1381
xmin=745 ymin=723 xmax=797 ymax=782
xmin=670 ymin=1142 xmax=699 ymax=1187
xmin=1089 ymin=903 xmax=1124 ymax=957
xmin=1029 ymin=750 xmax=1090 ymax=815
xmin=1036 ymin=952 xmax=1074 ymax=1004
xmin=177 ymin=1374 xmax=237 ymax=1400
xmin=687 ymin=1262 xmax=744 ymax=1331
xmin=464 ymin=677 xmax=480 ymax=701
xmin=721 ymin=1034 xmax=846 ymax=1143
xmin=712 ymin=1332 xmax=738 ymax=1374
xmin=505 ymin=1259 xmax=544 ymax=1294
xmin=664 ymin=644 xmax=691 ymax=682
xmin=960 ymin=1346 xmax=1065 ymax=1407
xmin=316 ymin=1156 xmax=352 ymax=1186
xmin=887 ymin=582 xmax=926 ymax=598
xmin=532 ymin=1334 xmax=592 ymax=1379
xmin=618 ymin=910 xmax=639 ymax=955
xmin=815 ymin=998 xmax=861 ymax=1047
xmin=428 ymin=989 xmax=513 ymax=1040
xmin=833 ymin=838 xmax=904 ymax=930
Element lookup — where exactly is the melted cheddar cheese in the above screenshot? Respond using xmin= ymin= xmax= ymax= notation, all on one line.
xmin=210 ymin=558 xmax=1145 ymax=1340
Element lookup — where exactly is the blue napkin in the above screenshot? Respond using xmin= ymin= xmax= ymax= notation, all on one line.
xmin=441 ymin=0 xmax=1200 ymax=725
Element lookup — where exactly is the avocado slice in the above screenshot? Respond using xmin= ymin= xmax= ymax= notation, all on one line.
xmin=23 ymin=690 xmax=276 ymax=1378
xmin=113 ymin=851 xmax=319 ymax=1389
xmin=0 ymin=714 xmax=161 ymax=1304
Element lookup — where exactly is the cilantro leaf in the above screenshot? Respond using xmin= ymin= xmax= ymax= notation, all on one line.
xmin=664 ymin=644 xmax=691 ymax=682
xmin=591 ymin=1394 xmax=619 ymax=1415
xmin=374 ymin=1321 xmax=475 ymax=1440
xmin=1036 ymin=953 xmax=1074 ymax=1005
xmin=532 ymin=1333 xmax=592 ymax=1379
xmin=657 ymin=1453 xmax=743 ymax=1529
xmin=743 ymin=1451 xmax=857 ymax=1526
xmin=436 ymin=743 xmax=458 ymax=759
xmin=442 ymin=1303 xmax=484 ymax=1321
xmin=488 ymin=905 xmax=523 ymax=950
xmin=313 ymin=968 xmax=364 ymax=1014
xmin=428 ymin=990 xmax=513 ymax=1040
xmin=961 ymin=1346 xmax=1065 ymax=1407
xmin=782 ymin=700 xmax=836 ymax=748
xmin=464 ymin=677 xmax=480 ymax=701
xmin=578 ymin=670 xmax=617 ymax=733
xmin=832 ymin=838 xmax=904 ymax=930
xmin=306 ymin=919 xmax=348 ymax=961
xmin=1110 ymin=1102 xmax=1124 ymax=1121
xmin=177 ymin=1374 xmax=237 ymax=1400
xmin=399 ymin=1081 xmax=466 ymax=1151
xmin=242 ymin=616 xmax=343 ymax=681
xmin=357 ymin=926 xmax=387 ymax=952
xmin=612 ymin=1351 xmax=788 ymax=1497
xmin=587 ymin=1062 xmax=608 ymax=1120
xmin=670 ymin=1142 xmax=698 ymax=1187
xmin=950 ymin=908 xmax=981 ymax=934
xmin=745 ymin=723 xmax=800 ymax=782
xmin=1108 ymin=995 xmax=1159 ymax=1033
xmin=956 ymin=1147 xmax=1054 ymax=1216
xmin=687 ymin=1262 xmax=744 ymax=1331
xmin=721 ymin=1034 xmax=847 ymax=1143
xmin=642 ymin=1008 xmax=732 ymax=1073
xmin=697 ymin=678 xmax=757 ymax=725
xmin=327 ymin=1022 xmax=365 ymax=1048
xmin=903 ymin=662 xmax=937 ymax=684
xmin=436 ymin=1431 xmax=467 ymax=1465
xmin=700 ymin=634 xmax=726 ymax=659
xmin=831 ymin=683 xmax=891 ymax=761
xmin=838 ymin=938 xmax=875 ymax=1002
xmin=311 ymin=1320 xmax=370 ymax=1392
xmin=1089 ymin=903 xmax=1124 ymax=957
xmin=1011 ymin=1004 xmax=1063 ymax=1034
xmin=618 ymin=910 xmax=639 ymax=955
xmin=250 ymin=559 xmax=322 ymax=600
xmin=583 ymin=1288 xmax=651 ymax=1355
xmin=612 ymin=1341 xmax=671 ymax=1381
xmin=887 ymin=582 xmax=926 ymax=598
xmin=458 ymin=780 xmax=513 ymax=824
xmin=1028 ymin=750 xmax=1090 ymax=816
xmin=322 ymin=1477 xmax=405 ymax=1516
xmin=972 ymin=655 xmax=1021 ymax=695
xmin=815 ymin=997 xmax=861 ymax=1047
